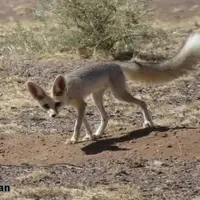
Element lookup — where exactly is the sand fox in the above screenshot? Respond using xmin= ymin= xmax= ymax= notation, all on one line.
xmin=27 ymin=33 xmax=200 ymax=144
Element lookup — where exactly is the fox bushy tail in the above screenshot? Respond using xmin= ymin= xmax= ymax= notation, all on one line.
xmin=121 ymin=33 xmax=200 ymax=83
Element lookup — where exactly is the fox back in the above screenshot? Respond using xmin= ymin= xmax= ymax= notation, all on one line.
xmin=64 ymin=63 xmax=125 ymax=97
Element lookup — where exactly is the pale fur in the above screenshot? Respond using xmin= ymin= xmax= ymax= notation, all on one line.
xmin=121 ymin=33 xmax=200 ymax=83
xmin=27 ymin=33 xmax=200 ymax=144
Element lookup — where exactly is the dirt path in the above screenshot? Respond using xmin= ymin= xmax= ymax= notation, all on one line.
xmin=0 ymin=127 xmax=200 ymax=165
xmin=0 ymin=59 xmax=200 ymax=199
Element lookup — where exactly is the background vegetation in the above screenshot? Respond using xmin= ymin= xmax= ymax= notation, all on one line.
xmin=1 ymin=0 xmax=182 ymax=60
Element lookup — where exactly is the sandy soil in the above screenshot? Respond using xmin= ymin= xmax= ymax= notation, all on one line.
xmin=0 ymin=59 xmax=200 ymax=199
xmin=0 ymin=0 xmax=200 ymax=200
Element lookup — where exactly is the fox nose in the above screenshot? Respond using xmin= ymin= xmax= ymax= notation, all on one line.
xmin=51 ymin=114 xmax=56 ymax=118
xmin=48 ymin=109 xmax=57 ymax=118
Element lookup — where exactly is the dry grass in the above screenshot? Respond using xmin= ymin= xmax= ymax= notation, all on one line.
xmin=0 ymin=0 xmax=178 ymax=60
xmin=1 ymin=0 xmax=200 ymax=61
xmin=16 ymin=169 xmax=50 ymax=183
xmin=0 ymin=184 xmax=142 ymax=200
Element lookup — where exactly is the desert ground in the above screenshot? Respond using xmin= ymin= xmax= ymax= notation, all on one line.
xmin=0 ymin=0 xmax=200 ymax=200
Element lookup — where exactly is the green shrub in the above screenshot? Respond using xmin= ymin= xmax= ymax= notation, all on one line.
xmin=1 ymin=0 xmax=175 ymax=59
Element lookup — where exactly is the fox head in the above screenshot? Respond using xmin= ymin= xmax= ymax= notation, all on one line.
xmin=27 ymin=75 xmax=71 ymax=118
xmin=27 ymin=81 xmax=63 ymax=118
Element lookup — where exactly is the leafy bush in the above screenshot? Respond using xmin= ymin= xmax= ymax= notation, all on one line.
xmin=1 ymin=0 xmax=174 ymax=59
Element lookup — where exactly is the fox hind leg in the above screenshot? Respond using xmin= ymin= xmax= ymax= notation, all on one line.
xmin=111 ymin=81 xmax=154 ymax=128
xmin=81 ymin=118 xmax=94 ymax=141
xmin=92 ymin=89 xmax=108 ymax=138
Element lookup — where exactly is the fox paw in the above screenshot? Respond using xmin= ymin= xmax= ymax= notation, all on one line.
xmin=93 ymin=134 xmax=103 ymax=140
xmin=81 ymin=135 xmax=94 ymax=142
xmin=143 ymin=121 xmax=154 ymax=128
xmin=65 ymin=138 xmax=77 ymax=144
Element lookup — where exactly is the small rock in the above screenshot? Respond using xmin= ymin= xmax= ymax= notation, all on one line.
xmin=160 ymin=132 xmax=168 ymax=137
xmin=153 ymin=160 xmax=164 ymax=167
xmin=44 ymin=156 xmax=48 ymax=160
xmin=167 ymin=144 xmax=172 ymax=148
xmin=0 ymin=149 xmax=5 ymax=154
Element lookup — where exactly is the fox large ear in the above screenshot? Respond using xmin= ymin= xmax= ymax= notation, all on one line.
xmin=52 ymin=75 xmax=66 ymax=96
xmin=27 ymin=81 xmax=46 ymax=100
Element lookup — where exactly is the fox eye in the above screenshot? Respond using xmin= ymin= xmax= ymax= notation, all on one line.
xmin=55 ymin=102 xmax=61 ymax=108
xmin=43 ymin=104 xmax=50 ymax=109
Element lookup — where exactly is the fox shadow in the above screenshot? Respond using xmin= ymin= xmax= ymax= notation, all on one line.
xmin=81 ymin=126 xmax=197 ymax=155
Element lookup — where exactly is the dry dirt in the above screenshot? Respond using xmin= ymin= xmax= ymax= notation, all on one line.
xmin=154 ymin=0 xmax=200 ymax=21
xmin=1 ymin=59 xmax=200 ymax=200
xmin=1 ymin=0 xmax=200 ymax=200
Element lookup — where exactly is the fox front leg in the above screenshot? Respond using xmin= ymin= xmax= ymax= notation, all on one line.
xmin=65 ymin=100 xmax=87 ymax=144
xmin=81 ymin=117 xmax=95 ymax=142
